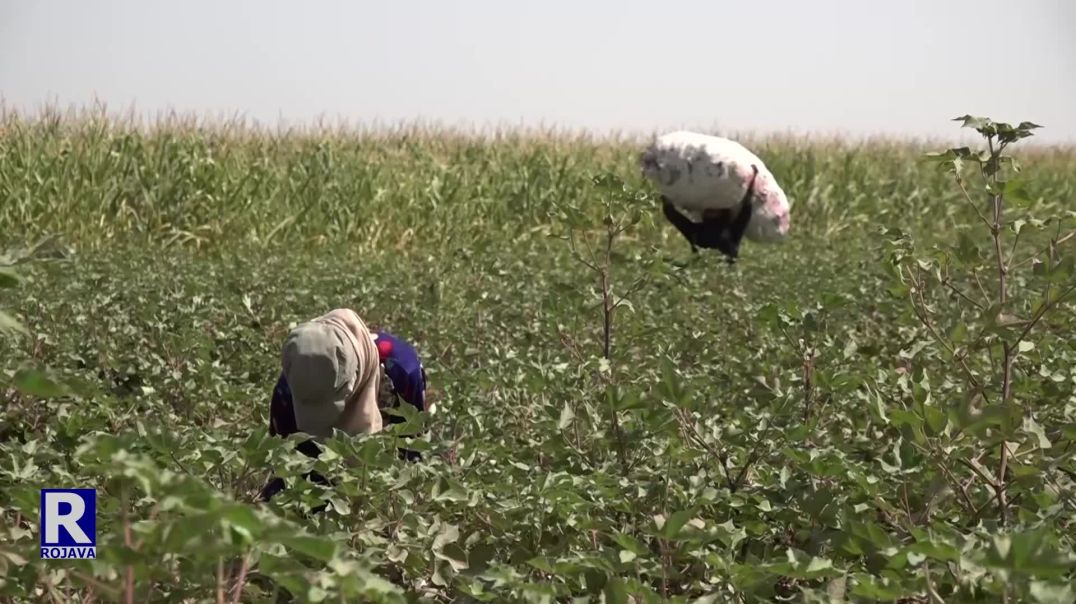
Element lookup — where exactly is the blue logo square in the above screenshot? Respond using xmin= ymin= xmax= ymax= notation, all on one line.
xmin=40 ymin=489 xmax=97 ymax=559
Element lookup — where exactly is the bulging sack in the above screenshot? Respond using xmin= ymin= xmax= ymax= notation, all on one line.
xmin=641 ymin=131 xmax=791 ymax=243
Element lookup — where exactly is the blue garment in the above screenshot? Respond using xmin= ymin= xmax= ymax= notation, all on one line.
xmin=374 ymin=330 xmax=428 ymax=414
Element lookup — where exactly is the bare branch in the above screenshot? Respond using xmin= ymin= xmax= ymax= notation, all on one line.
xmin=612 ymin=277 xmax=649 ymax=310
xmin=972 ymin=270 xmax=992 ymax=305
xmin=1012 ymin=230 xmax=1075 ymax=270
xmin=1012 ymin=282 xmax=1076 ymax=351
xmin=956 ymin=178 xmax=993 ymax=229
xmin=567 ymin=229 xmax=599 ymax=273
xmin=904 ymin=266 xmax=987 ymax=395
xmin=674 ymin=408 xmax=735 ymax=491
xmin=1005 ymin=223 xmax=1023 ymax=273
xmin=229 ymin=553 xmax=252 ymax=604
xmin=941 ymin=278 xmax=985 ymax=310
xmin=957 ymin=457 xmax=1000 ymax=490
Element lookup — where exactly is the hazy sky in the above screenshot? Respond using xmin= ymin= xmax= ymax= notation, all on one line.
xmin=2 ymin=0 xmax=1074 ymax=143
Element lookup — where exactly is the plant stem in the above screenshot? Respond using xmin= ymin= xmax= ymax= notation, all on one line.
xmin=802 ymin=346 xmax=815 ymax=423
xmin=602 ymin=268 xmax=612 ymax=361
xmin=984 ymin=139 xmax=1014 ymax=523
xmin=216 ymin=557 xmax=226 ymax=604
xmin=996 ymin=440 xmax=1010 ymax=526
xmin=122 ymin=489 xmax=135 ymax=604
xmin=229 ymin=553 xmax=252 ymax=604
xmin=602 ymin=221 xmax=627 ymax=474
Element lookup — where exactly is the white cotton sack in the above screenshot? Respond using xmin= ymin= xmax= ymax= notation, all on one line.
xmin=640 ymin=131 xmax=791 ymax=243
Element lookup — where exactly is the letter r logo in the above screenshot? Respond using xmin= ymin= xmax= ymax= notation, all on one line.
xmin=40 ymin=489 xmax=97 ymax=549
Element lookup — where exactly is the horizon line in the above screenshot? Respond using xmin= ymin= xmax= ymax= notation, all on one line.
xmin=2 ymin=98 xmax=1071 ymax=151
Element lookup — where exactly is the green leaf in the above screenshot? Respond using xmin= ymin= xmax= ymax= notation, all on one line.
xmin=432 ymin=523 xmax=460 ymax=551
xmin=870 ymin=389 xmax=890 ymax=424
xmin=923 ymin=405 xmax=947 ymax=435
xmin=611 ymin=532 xmax=648 ymax=556
xmin=432 ymin=477 xmax=468 ymax=502
xmin=956 ymin=232 xmax=979 ymax=263
xmin=386 ymin=544 xmax=408 ymax=563
xmin=661 ymin=508 xmax=697 ymax=539
xmin=1023 ymin=417 xmax=1052 ymax=449
xmin=281 ymin=535 xmax=337 ymax=563
xmin=604 ymin=577 xmax=629 ymax=604
xmin=998 ymin=121 xmax=1043 ymax=144
xmin=0 ymin=266 xmax=20 ymax=288
xmin=0 ymin=310 xmax=27 ymax=335
xmin=906 ymin=540 xmax=961 ymax=562
xmin=987 ymin=529 xmax=1074 ymax=578
xmin=714 ymin=520 xmax=747 ymax=550
xmin=756 ymin=303 xmax=780 ymax=326
xmin=526 ymin=556 xmax=554 ymax=573
xmin=779 ymin=465 xmax=791 ymax=488
xmin=14 ymin=368 xmax=69 ymax=398
xmin=434 ymin=543 xmax=469 ymax=572
xmin=954 ymin=115 xmax=992 ymax=131
xmin=1003 ymin=179 xmax=1033 ymax=208
xmin=851 ymin=574 xmax=913 ymax=599
xmin=1046 ymin=255 xmax=1073 ymax=283
xmin=806 ymin=556 xmax=833 ymax=574
xmin=1029 ymin=581 xmax=1075 ymax=604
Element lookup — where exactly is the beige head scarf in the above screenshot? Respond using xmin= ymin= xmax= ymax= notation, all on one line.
xmin=281 ymin=308 xmax=383 ymax=438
